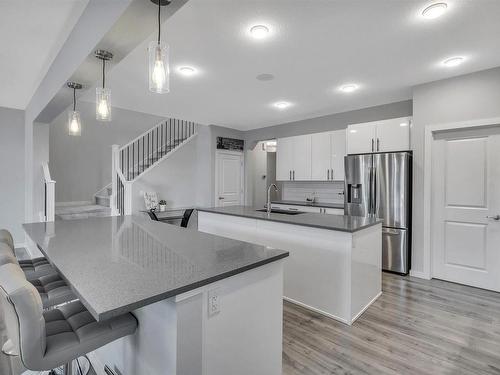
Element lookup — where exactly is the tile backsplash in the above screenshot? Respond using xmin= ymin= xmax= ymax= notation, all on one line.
xmin=282 ymin=181 xmax=345 ymax=204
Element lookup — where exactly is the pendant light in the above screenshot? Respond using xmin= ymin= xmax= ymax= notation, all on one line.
xmin=148 ymin=0 xmax=171 ymax=94
xmin=95 ymin=50 xmax=113 ymax=121
xmin=67 ymin=82 xmax=83 ymax=136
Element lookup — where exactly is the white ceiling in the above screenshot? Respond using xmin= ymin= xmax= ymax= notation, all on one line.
xmin=0 ymin=0 xmax=88 ymax=109
xmin=101 ymin=0 xmax=500 ymax=130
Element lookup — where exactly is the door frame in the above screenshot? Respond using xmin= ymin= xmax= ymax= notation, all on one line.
xmin=214 ymin=150 xmax=245 ymax=207
xmin=421 ymin=116 xmax=500 ymax=280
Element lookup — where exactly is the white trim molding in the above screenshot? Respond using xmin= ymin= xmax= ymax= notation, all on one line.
xmin=422 ymin=116 xmax=500 ymax=280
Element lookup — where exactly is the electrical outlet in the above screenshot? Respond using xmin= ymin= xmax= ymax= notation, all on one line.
xmin=208 ymin=288 xmax=220 ymax=316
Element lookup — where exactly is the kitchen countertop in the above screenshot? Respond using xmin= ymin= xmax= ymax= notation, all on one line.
xmin=271 ymin=200 xmax=344 ymax=209
xmin=198 ymin=206 xmax=381 ymax=233
xmin=23 ymin=215 xmax=288 ymax=321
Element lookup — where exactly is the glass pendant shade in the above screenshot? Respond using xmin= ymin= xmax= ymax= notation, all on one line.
xmin=148 ymin=41 xmax=169 ymax=94
xmin=96 ymin=87 xmax=111 ymax=121
xmin=68 ymin=111 xmax=82 ymax=136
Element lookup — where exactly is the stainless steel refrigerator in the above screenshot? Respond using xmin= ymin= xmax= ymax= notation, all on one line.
xmin=344 ymin=152 xmax=412 ymax=274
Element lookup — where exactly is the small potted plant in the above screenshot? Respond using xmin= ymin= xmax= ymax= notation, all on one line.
xmin=158 ymin=200 xmax=167 ymax=212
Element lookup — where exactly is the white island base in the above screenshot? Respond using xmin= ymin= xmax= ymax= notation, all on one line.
xmin=199 ymin=211 xmax=382 ymax=325
xmin=90 ymin=261 xmax=284 ymax=375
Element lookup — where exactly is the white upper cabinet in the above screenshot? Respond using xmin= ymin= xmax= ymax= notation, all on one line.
xmin=330 ymin=129 xmax=346 ymax=180
xmin=375 ymin=117 xmax=410 ymax=152
xmin=347 ymin=117 xmax=411 ymax=154
xmin=276 ymin=137 xmax=294 ymax=181
xmin=292 ymin=135 xmax=312 ymax=180
xmin=346 ymin=122 xmax=377 ymax=154
xmin=311 ymin=133 xmax=332 ymax=180
xmin=278 ymin=129 xmax=346 ymax=182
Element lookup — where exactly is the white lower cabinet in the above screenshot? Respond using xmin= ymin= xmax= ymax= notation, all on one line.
xmin=198 ymin=211 xmax=382 ymax=325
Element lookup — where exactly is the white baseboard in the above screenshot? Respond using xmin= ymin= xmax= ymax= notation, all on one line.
xmin=55 ymin=200 xmax=92 ymax=207
xmin=283 ymin=296 xmax=350 ymax=325
xmin=409 ymin=270 xmax=431 ymax=280
xmin=351 ymin=291 xmax=382 ymax=324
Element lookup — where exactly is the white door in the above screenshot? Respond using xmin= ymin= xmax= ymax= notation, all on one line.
xmin=311 ymin=132 xmax=331 ymax=181
xmin=331 ymin=129 xmax=346 ymax=180
xmin=292 ymin=135 xmax=311 ymax=180
xmin=375 ymin=117 xmax=410 ymax=152
xmin=432 ymin=129 xmax=500 ymax=291
xmin=215 ymin=151 xmax=244 ymax=207
xmin=347 ymin=122 xmax=376 ymax=154
xmin=276 ymin=137 xmax=293 ymax=181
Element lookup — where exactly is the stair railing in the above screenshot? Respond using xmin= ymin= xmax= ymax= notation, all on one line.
xmin=111 ymin=118 xmax=198 ymax=216
xmin=42 ymin=163 xmax=56 ymax=222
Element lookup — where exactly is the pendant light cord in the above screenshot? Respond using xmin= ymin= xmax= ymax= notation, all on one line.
xmin=102 ymin=59 xmax=106 ymax=89
xmin=157 ymin=0 xmax=161 ymax=45
xmin=73 ymin=87 xmax=76 ymax=111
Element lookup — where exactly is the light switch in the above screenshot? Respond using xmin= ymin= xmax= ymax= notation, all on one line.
xmin=208 ymin=288 xmax=220 ymax=316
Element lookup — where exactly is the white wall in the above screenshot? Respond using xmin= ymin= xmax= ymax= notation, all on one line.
xmin=32 ymin=123 xmax=50 ymax=221
xmin=50 ymin=101 xmax=163 ymax=203
xmin=0 ymin=107 xmax=25 ymax=244
xmin=411 ymin=66 xmax=500 ymax=275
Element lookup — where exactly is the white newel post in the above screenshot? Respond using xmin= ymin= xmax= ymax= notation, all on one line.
xmin=45 ymin=181 xmax=56 ymax=222
xmin=111 ymin=144 xmax=119 ymax=216
xmin=124 ymin=182 xmax=132 ymax=215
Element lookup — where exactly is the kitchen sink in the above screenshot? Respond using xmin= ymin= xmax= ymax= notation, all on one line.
xmin=255 ymin=208 xmax=305 ymax=215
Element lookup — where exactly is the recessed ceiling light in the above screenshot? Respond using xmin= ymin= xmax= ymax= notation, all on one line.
xmin=442 ymin=56 xmax=464 ymax=67
xmin=273 ymin=101 xmax=291 ymax=109
xmin=178 ymin=66 xmax=197 ymax=76
xmin=350 ymin=129 xmax=358 ymax=134
xmin=250 ymin=24 xmax=270 ymax=39
xmin=400 ymin=122 xmax=408 ymax=127
xmin=422 ymin=2 xmax=448 ymax=19
xmin=339 ymin=84 xmax=359 ymax=93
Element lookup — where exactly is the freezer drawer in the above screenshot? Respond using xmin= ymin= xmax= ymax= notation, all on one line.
xmin=382 ymin=227 xmax=409 ymax=274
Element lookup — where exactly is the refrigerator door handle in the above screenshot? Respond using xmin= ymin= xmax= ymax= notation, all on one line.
xmin=373 ymin=167 xmax=377 ymax=217
xmin=368 ymin=167 xmax=374 ymax=215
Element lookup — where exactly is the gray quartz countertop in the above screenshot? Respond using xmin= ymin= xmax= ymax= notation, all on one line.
xmin=271 ymin=200 xmax=344 ymax=209
xmin=198 ymin=206 xmax=381 ymax=233
xmin=23 ymin=216 xmax=288 ymax=321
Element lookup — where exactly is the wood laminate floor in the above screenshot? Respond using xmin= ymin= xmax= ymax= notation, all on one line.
xmin=283 ymin=273 xmax=500 ymax=375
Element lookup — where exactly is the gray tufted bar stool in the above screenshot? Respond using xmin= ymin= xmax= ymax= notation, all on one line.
xmin=0 ymin=240 xmax=55 ymax=280
xmin=0 ymin=263 xmax=138 ymax=375
xmin=0 ymin=243 xmax=76 ymax=310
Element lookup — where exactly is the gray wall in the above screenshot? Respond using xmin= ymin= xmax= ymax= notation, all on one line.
xmin=411 ymin=66 xmax=500 ymax=275
xmin=50 ymin=102 xmax=163 ymax=203
xmin=245 ymin=100 xmax=412 ymax=146
xmin=0 ymin=107 xmax=25 ymax=244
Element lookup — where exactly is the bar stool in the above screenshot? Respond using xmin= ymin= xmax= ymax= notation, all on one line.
xmin=0 ymin=229 xmax=14 ymax=248
xmin=0 ymin=244 xmax=76 ymax=310
xmin=0 ymin=240 xmax=55 ymax=280
xmin=0 ymin=263 xmax=138 ymax=375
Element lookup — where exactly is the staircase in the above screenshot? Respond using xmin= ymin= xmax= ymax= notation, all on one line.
xmin=111 ymin=118 xmax=198 ymax=216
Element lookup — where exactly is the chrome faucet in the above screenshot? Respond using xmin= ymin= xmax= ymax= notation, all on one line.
xmin=267 ymin=184 xmax=278 ymax=214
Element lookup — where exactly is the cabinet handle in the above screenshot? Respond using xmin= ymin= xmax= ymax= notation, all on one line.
xmin=327 ymin=169 xmax=330 ymax=180
xmin=289 ymin=170 xmax=292 ymax=180
xmin=293 ymin=170 xmax=295 ymax=180
xmin=371 ymin=138 xmax=374 ymax=152
xmin=331 ymin=168 xmax=334 ymax=180
xmin=377 ymin=138 xmax=380 ymax=152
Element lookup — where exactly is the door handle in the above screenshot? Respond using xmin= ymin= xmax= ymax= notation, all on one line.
xmin=218 ymin=197 xmax=224 ymax=200
xmin=331 ymin=168 xmax=334 ymax=180
xmin=289 ymin=170 xmax=292 ymax=180
xmin=371 ymin=138 xmax=374 ymax=152
xmin=293 ymin=170 xmax=295 ymax=180
xmin=327 ymin=169 xmax=330 ymax=180
xmin=487 ymin=215 xmax=500 ymax=221
xmin=377 ymin=138 xmax=380 ymax=152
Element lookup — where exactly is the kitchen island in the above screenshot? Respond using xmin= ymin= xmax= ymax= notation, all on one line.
xmin=198 ymin=206 xmax=382 ymax=325
xmin=23 ymin=215 xmax=288 ymax=375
